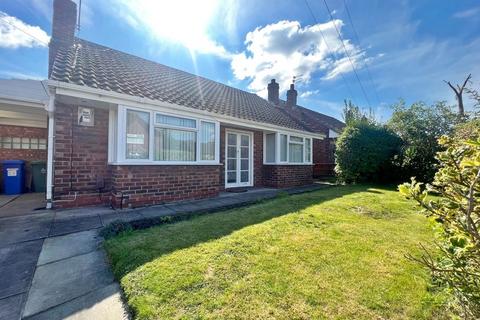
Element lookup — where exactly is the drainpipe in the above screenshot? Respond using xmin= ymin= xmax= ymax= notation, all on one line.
xmin=45 ymin=89 xmax=56 ymax=209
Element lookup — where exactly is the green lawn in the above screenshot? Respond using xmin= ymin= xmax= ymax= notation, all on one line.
xmin=104 ymin=185 xmax=446 ymax=319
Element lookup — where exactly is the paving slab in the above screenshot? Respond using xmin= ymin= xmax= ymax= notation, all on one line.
xmin=0 ymin=193 xmax=46 ymax=218
xmin=26 ymin=283 xmax=128 ymax=320
xmin=0 ymin=194 xmax=17 ymax=208
xmin=0 ymin=293 xmax=24 ymax=320
xmin=137 ymin=205 xmax=175 ymax=219
xmin=100 ymin=211 xmax=143 ymax=226
xmin=23 ymin=250 xmax=114 ymax=318
xmin=49 ymin=215 xmax=102 ymax=237
xmin=0 ymin=240 xmax=43 ymax=300
xmin=0 ymin=213 xmax=54 ymax=245
xmin=37 ymin=230 xmax=102 ymax=266
xmin=164 ymin=201 xmax=203 ymax=215
xmin=54 ymin=209 xmax=104 ymax=220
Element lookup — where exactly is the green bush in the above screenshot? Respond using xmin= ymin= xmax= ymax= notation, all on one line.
xmin=399 ymin=132 xmax=480 ymax=318
xmin=387 ymin=101 xmax=458 ymax=182
xmin=335 ymin=123 xmax=402 ymax=183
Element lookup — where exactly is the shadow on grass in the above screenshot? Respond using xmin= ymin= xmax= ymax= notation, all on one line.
xmin=105 ymin=184 xmax=375 ymax=279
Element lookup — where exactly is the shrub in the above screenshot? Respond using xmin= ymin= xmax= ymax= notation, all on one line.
xmin=399 ymin=132 xmax=480 ymax=319
xmin=335 ymin=123 xmax=402 ymax=183
xmin=387 ymin=101 xmax=458 ymax=182
xmin=455 ymin=118 xmax=480 ymax=140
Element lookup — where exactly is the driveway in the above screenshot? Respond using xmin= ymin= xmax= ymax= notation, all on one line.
xmin=0 ymin=207 xmax=128 ymax=320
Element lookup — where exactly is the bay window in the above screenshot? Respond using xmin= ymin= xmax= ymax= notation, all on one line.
xmin=118 ymin=106 xmax=219 ymax=164
xmin=264 ymin=132 xmax=313 ymax=164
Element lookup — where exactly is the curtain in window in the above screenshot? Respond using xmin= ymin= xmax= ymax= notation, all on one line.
xmin=289 ymin=143 xmax=303 ymax=163
xmin=156 ymin=114 xmax=196 ymax=128
xmin=155 ymin=128 xmax=196 ymax=161
xmin=265 ymin=133 xmax=276 ymax=163
xmin=200 ymin=122 xmax=215 ymax=160
xmin=126 ymin=110 xmax=150 ymax=159
xmin=280 ymin=134 xmax=288 ymax=162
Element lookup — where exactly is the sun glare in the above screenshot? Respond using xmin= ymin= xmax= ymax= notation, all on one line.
xmin=123 ymin=0 xmax=221 ymax=53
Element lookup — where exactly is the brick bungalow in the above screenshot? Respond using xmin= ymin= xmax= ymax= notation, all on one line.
xmin=40 ymin=0 xmax=344 ymax=209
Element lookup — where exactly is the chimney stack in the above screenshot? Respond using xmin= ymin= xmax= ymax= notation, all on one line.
xmin=286 ymin=83 xmax=297 ymax=107
xmin=267 ymin=79 xmax=280 ymax=105
xmin=49 ymin=0 xmax=77 ymax=77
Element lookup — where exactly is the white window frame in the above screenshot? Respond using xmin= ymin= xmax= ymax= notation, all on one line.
xmin=263 ymin=132 xmax=313 ymax=165
xmin=114 ymin=105 xmax=220 ymax=165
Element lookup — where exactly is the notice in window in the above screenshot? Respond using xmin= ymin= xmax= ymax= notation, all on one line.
xmin=127 ymin=134 xmax=145 ymax=145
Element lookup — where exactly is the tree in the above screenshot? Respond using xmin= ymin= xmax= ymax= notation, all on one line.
xmin=399 ymin=132 xmax=480 ymax=319
xmin=335 ymin=122 xmax=402 ymax=183
xmin=342 ymin=100 xmax=375 ymax=126
xmin=387 ymin=101 xmax=458 ymax=182
xmin=445 ymin=74 xmax=472 ymax=117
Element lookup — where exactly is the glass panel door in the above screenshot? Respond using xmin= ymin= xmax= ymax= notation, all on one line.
xmin=226 ymin=133 xmax=237 ymax=185
xmin=239 ymin=134 xmax=250 ymax=184
xmin=225 ymin=132 xmax=251 ymax=187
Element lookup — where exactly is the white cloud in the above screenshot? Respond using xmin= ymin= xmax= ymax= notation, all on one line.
xmin=108 ymin=0 xmax=231 ymax=59
xmin=0 ymin=12 xmax=50 ymax=49
xmin=453 ymin=7 xmax=480 ymax=19
xmin=230 ymin=20 xmax=366 ymax=97
xmin=299 ymin=90 xmax=319 ymax=98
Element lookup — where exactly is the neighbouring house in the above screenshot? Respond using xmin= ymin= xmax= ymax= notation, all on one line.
xmin=265 ymin=80 xmax=344 ymax=177
xmin=0 ymin=80 xmax=49 ymax=193
xmin=9 ymin=0 xmax=343 ymax=209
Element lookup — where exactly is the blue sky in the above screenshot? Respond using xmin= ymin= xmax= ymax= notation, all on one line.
xmin=0 ymin=0 xmax=479 ymax=121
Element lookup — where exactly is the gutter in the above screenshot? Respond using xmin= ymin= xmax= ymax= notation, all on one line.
xmin=48 ymin=80 xmax=326 ymax=139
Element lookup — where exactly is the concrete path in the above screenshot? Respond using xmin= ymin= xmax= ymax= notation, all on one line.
xmin=0 ymin=184 xmax=327 ymax=320
xmin=0 ymin=193 xmax=46 ymax=218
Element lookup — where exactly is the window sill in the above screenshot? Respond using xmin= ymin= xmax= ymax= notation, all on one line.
xmin=263 ymin=163 xmax=313 ymax=166
xmin=109 ymin=161 xmax=221 ymax=166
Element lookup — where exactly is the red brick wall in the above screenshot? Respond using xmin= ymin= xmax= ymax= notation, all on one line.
xmin=313 ymin=138 xmax=336 ymax=177
xmin=53 ymin=102 xmax=111 ymax=207
xmin=219 ymin=125 xmax=264 ymax=189
xmin=110 ymin=165 xmax=221 ymax=208
xmin=0 ymin=125 xmax=47 ymax=193
xmin=263 ymin=165 xmax=313 ymax=188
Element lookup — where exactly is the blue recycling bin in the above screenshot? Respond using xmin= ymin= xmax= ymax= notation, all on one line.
xmin=2 ymin=160 xmax=25 ymax=195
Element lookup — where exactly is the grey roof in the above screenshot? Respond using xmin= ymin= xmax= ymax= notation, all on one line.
xmin=277 ymin=100 xmax=345 ymax=133
xmin=51 ymin=38 xmax=343 ymax=133
xmin=0 ymin=79 xmax=49 ymax=104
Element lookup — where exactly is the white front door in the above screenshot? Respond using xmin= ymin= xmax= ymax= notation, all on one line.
xmin=225 ymin=131 xmax=253 ymax=188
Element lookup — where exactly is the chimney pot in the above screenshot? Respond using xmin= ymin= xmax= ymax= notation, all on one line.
xmin=49 ymin=0 xmax=77 ymax=77
xmin=267 ymin=79 xmax=280 ymax=105
xmin=286 ymin=83 xmax=298 ymax=107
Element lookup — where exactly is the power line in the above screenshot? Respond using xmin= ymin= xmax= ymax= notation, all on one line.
xmin=321 ymin=0 xmax=372 ymax=109
xmin=303 ymin=0 xmax=358 ymax=104
xmin=342 ymin=0 xmax=381 ymax=105
xmin=0 ymin=14 xmax=49 ymax=47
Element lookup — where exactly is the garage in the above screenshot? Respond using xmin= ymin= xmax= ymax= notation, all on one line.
xmin=0 ymin=79 xmax=49 ymax=215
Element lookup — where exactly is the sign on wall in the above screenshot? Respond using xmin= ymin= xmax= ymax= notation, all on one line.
xmin=78 ymin=107 xmax=94 ymax=126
